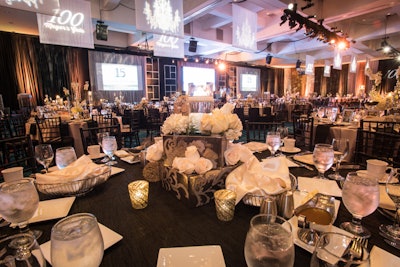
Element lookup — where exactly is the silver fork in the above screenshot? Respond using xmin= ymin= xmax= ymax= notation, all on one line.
xmin=344 ymin=237 xmax=368 ymax=266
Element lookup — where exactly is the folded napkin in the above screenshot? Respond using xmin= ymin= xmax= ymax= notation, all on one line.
xmin=293 ymin=154 xmax=314 ymax=165
xmin=243 ymin=142 xmax=269 ymax=153
xmin=379 ymin=185 xmax=396 ymax=210
xmin=114 ymin=150 xmax=130 ymax=158
xmin=36 ymin=155 xmax=108 ymax=184
xmin=370 ymin=246 xmax=400 ymax=266
xmin=297 ymin=177 xmax=342 ymax=197
xmin=225 ymin=156 xmax=291 ymax=204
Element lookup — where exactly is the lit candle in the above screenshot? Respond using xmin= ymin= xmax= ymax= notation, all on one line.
xmin=128 ymin=180 xmax=149 ymax=209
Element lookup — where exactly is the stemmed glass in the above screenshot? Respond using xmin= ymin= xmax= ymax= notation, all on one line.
xmin=328 ymin=138 xmax=349 ymax=181
xmin=340 ymin=172 xmax=380 ymax=238
xmin=317 ymin=107 xmax=325 ymax=122
xmin=55 ymin=146 xmax=77 ymax=169
xmin=102 ymin=136 xmax=118 ymax=165
xmin=277 ymin=126 xmax=289 ymax=150
xmin=0 ymin=178 xmax=42 ymax=239
xmin=244 ymin=214 xmax=294 ymax=267
xmin=35 ymin=144 xmax=54 ymax=173
xmin=312 ymin=144 xmax=334 ymax=179
xmin=379 ymin=170 xmax=400 ymax=246
xmin=51 ymin=213 xmax=104 ymax=267
xmin=97 ymin=132 xmax=110 ymax=163
xmin=0 ymin=233 xmax=46 ymax=267
xmin=266 ymin=131 xmax=281 ymax=157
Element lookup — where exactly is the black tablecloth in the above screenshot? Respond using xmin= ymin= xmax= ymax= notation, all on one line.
xmin=29 ymin=153 xmax=400 ymax=267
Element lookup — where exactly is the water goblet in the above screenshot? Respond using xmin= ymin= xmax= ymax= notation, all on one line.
xmin=0 ymin=178 xmax=42 ymax=239
xmin=379 ymin=170 xmax=400 ymax=245
xmin=97 ymin=132 xmax=110 ymax=163
xmin=55 ymin=146 xmax=77 ymax=169
xmin=266 ymin=131 xmax=281 ymax=156
xmin=35 ymin=144 xmax=54 ymax=173
xmin=51 ymin=213 xmax=103 ymax=267
xmin=340 ymin=172 xmax=379 ymax=238
xmin=313 ymin=144 xmax=334 ymax=179
xmin=244 ymin=214 xmax=294 ymax=267
xmin=310 ymin=232 xmax=370 ymax=267
xmin=328 ymin=138 xmax=349 ymax=181
xmin=102 ymin=136 xmax=117 ymax=166
xmin=0 ymin=233 xmax=46 ymax=267
xmin=317 ymin=107 xmax=325 ymax=122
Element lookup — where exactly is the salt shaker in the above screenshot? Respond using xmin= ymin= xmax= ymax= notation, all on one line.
xmin=281 ymin=191 xmax=294 ymax=219
xmin=260 ymin=197 xmax=277 ymax=216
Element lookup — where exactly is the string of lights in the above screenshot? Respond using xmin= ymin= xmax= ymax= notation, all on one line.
xmin=280 ymin=1 xmax=355 ymax=49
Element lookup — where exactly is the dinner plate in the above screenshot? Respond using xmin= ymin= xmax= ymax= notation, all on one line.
xmin=110 ymin=166 xmax=125 ymax=176
xmin=40 ymin=223 xmax=123 ymax=265
xmin=157 ymin=245 xmax=226 ymax=267
xmin=280 ymin=147 xmax=301 ymax=153
xmin=29 ymin=197 xmax=75 ymax=224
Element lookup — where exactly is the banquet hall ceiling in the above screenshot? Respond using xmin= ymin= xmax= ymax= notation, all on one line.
xmin=1 ymin=0 xmax=400 ymax=67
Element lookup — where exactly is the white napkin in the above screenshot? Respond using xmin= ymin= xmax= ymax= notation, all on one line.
xmin=370 ymin=246 xmax=400 ymax=266
xmin=297 ymin=177 xmax=342 ymax=197
xmin=379 ymin=185 xmax=396 ymax=210
xmin=226 ymin=155 xmax=291 ymax=204
xmin=114 ymin=150 xmax=130 ymax=158
xmin=35 ymin=155 xmax=108 ymax=184
xmin=243 ymin=142 xmax=269 ymax=153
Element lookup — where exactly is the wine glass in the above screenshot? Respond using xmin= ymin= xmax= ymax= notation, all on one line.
xmin=55 ymin=146 xmax=77 ymax=169
xmin=379 ymin=169 xmax=400 ymax=245
xmin=277 ymin=126 xmax=289 ymax=150
xmin=317 ymin=107 xmax=325 ymax=122
xmin=310 ymin=232 xmax=370 ymax=267
xmin=244 ymin=214 xmax=294 ymax=267
xmin=312 ymin=144 xmax=334 ymax=179
xmin=97 ymin=132 xmax=109 ymax=163
xmin=266 ymin=131 xmax=281 ymax=156
xmin=0 ymin=233 xmax=46 ymax=267
xmin=0 ymin=178 xmax=42 ymax=239
xmin=340 ymin=172 xmax=379 ymax=238
xmin=51 ymin=213 xmax=104 ymax=267
xmin=328 ymin=138 xmax=349 ymax=181
xmin=102 ymin=136 xmax=117 ymax=165
xmin=35 ymin=144 xmax=54 ymax=173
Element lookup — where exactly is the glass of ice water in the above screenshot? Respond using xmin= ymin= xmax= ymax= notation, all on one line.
xmin=244 ymin=214 xmax=294 ymax=267
xmin=102 ymin=136 xmax=118 ymax=166
xmin=51 ymin=213 xmax=104 ymax=267
xmin=266 ymin=132 xmax=281 ymax=156
xmin=340 ymin=172 xmax=379 ymax=238
xmin=55 ymin=147 xmax=77 ymax=169
xmin=313 ymin=144 xmax=334 ymax=179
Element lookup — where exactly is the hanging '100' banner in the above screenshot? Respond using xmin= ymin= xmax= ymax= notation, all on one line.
xmin=37 ymin=0 xmax=94 ymax=49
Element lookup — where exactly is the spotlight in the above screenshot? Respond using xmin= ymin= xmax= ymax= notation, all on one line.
xmin=266 ymin=54 xmax=272 ymax=64
xmin=288 ymin=3 xmax=297 ymax=11
xmin=296 ymin=59 xmax=302 ymax=69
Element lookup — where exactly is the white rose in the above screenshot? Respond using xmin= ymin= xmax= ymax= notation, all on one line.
xmin=211 ymin=113 xmax=229 ymax=134
xmin=200 ymin=114 xmax=213 ymax=132
xmin=220 ymin=103 xmax=235 ymax=114
xmin=172 ymin=157 xmax=195 ymax=174
xmin=224 ymin=144 xmax=241 ymax=165
xmin=185 ymin=145 xmax=200 ymax=163
xmin=146 ymin=143 xmax=163 ymax=162
xmin=194 ymin=157 xmax=213 ymax=174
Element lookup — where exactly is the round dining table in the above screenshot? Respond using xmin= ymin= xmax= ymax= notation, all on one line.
xmin=26 ymin=151 xmax=400 ymax=267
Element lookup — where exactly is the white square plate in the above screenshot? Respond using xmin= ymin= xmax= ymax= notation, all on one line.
xmin=111 ymin=166 xmax=125 ymax=176
xmin=157 ymin=245 xmax=226 ymax=267
xmin=40 ymin=223 xmax=123 ymax=265
xmin=29 ymin=197 xmax=75 ymax=224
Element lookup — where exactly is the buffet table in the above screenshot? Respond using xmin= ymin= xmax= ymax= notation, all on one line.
xmin=29 ymin=152 xmax=400 ymax=267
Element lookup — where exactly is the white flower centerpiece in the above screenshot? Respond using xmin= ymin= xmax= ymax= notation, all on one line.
xmin=143 ymin=103 xmax=246 ymax=207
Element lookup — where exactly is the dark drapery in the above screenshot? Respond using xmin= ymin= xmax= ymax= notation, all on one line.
xmin=0 ymin=31 xmax=88 ymax=110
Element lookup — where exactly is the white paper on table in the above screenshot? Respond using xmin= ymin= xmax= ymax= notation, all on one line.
xmin=370 ymin=246 xmax=400 ymax=266
xmin=297 ymin=177 xmax=342 ymax=197
xmin=379 ymin=185 xmax=396 ymax=210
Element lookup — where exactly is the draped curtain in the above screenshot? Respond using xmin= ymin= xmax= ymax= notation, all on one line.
xmin=0 ymin=31 xmax=87 ymax=110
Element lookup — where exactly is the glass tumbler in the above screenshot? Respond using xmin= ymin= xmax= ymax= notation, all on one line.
xmin=51 ymin=213 xmax=104 ymax=267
